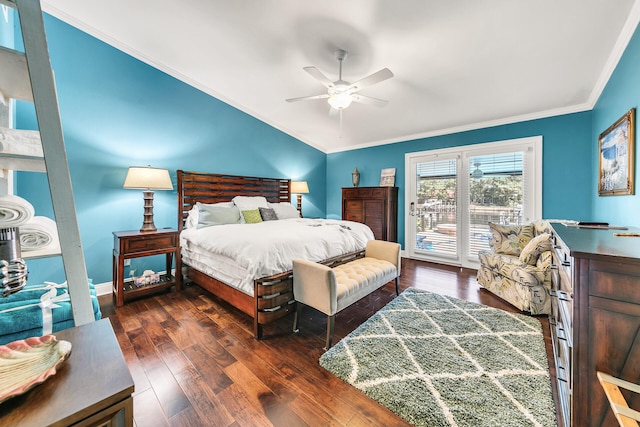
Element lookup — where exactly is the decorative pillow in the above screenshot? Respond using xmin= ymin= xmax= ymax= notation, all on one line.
xmin=533 ymin=220 xmax=552 ymax=236
xmin=185 ymin=202 xmax=234 ymax=228
xmin=269 ymin=202 xmax=300 ymax=219
xmin=241 ymin=209 xmax=263 ymax=224
xmin=519 ymin=233 xmax=553 ymax=265
xmin=233 ymin=196 xmax=269 ymax=223
xmin=197 ymin=202 xmax=240 ymax=228
xmin=487 ymin=222 xmax=534 ymax=256
xmin=259 ymin=207 xmax=278 ymax=221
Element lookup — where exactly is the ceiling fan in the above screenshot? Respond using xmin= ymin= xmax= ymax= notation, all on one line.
xmin=286 ymin=49 xmax=393 ymax=112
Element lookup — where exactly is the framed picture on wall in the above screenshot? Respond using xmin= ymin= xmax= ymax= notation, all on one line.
xmin=598 ymin=108 xmax=635 ymax=196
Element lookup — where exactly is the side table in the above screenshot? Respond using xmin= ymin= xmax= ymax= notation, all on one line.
xmin=0 ymin=318 xmax=135 ymax=426
xmin=112 ymin=228 xmax=181 ymax=306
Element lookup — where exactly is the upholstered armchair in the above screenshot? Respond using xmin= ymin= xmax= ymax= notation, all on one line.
xmin=476 ymin=220 xmax=553 ymax=315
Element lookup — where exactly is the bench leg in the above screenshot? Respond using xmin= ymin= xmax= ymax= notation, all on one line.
xmin=395 ymin=277 xmax=399 ymax=295
xmin=293 ymin=302 xmax=302 ymax=333
xmin=325 ymin=315 xmax=335 ymax=350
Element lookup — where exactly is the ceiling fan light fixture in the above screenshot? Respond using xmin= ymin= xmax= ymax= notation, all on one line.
xmin=328 ymin=93 xmax=353 ymax=110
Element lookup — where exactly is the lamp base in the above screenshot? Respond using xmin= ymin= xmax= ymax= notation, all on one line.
xmin=140 ymin=190 xmax=157 ymax=233
xmin=296 ymin=194 xmax=303 ymax=218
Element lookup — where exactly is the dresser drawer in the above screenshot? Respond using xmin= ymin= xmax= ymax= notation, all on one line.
xmin=552 ymin=234 xmax=572 ymax=285
xmin=590 ymin=265 xmax=640 ymax=305
xmin=344 ymin=211 xmax=364 ymax=222
xmin=371 ymin=188 xmax=387 ymax=197
xmin=345 ymin=200 xmax=363 ymax=210
xmin=557 ymin=290 xmax=573 ymax=342
xmin=346 ymin=188 xmax=372 ymax=197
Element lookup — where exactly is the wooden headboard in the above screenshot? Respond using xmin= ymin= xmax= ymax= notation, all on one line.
xmin=177 ymin=170 xmax=291 ymax=231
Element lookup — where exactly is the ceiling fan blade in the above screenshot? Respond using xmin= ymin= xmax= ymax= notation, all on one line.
xmin=286 ymin=94 xmax=329 ymax=102
xmin=351 ymin=94 xmax=388 ymax=107
xmin=348 ymin=68 xmax=393 ymax=92
xmin=303 ymin=66 xmax=335 ymax=88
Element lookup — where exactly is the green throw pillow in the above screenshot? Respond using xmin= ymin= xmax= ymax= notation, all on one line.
xmin=488 ymin=222 xmax=534 ymax=256
xmin=242 ymin=209 xmax=263 ymax=224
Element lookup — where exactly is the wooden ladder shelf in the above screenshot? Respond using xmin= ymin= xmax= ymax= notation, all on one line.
xmin=0 ymin=0 xmax=94 ymax=325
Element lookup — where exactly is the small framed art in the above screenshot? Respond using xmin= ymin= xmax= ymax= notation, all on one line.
xmin=380 ymin=168 xmax=396 ymax=187
xmin=598 ymin=108 xmax=635 ymax=196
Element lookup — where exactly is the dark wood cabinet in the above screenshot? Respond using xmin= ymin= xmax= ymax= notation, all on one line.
xmin=549 ymin=223 xmax=640 ymax=427
xmin=342 ymin=187 xmax=398 ymax=242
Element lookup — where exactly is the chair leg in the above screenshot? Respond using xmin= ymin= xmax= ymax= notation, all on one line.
xmin=324 ymin=315 xmax=335 ymax=350
xmin=293 ymin=302 xmax=302 ymax=333
xmin=395 ymin=277 xmax=399 ymax=295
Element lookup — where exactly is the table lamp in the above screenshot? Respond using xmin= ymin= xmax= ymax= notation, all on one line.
xmin=123 ymin=166 xmax=173 ymax=232
xmin=290 ymin=181 xmax=309 ymax=217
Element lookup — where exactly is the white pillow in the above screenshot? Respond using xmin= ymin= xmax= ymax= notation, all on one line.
xmin=233 ymin=196 xmax=269 ymax=223
xmin=185 ymin=206 xmax=199 ymax=229
xmin=184 ymin=202 xmax=234 ymax=229
xmin=269 ymin=202 xmax=300 ymax=219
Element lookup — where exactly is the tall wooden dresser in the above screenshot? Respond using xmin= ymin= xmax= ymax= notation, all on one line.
xmin=549 ymin=223 xmax=640 ymax=427
xmin=342 ymin=187 xmax=398 ymax=242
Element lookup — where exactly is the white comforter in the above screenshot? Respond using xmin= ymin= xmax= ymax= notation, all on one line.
xmin=180 ymin=218 xmax=374 ymax=295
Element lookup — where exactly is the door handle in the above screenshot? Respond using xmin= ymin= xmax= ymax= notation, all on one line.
xmin=410 ymin=202 xmax=415 ymax=216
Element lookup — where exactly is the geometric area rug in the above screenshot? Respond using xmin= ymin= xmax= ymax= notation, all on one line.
xmin=319 ymin=288 xmax=557 ymax=427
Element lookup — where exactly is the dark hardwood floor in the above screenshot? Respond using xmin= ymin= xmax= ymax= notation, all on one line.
xmin=99 ymin=258 xmax=557 ymax=427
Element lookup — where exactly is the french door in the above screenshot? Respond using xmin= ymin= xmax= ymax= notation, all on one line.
xmin=405 ymin=137 xmax=542 ymax=269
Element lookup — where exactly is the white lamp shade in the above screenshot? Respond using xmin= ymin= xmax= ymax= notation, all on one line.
xmin=290 ymin=181 xmax=309 ymax=194
xmin=123 ymin=166 xmax=173 ymax=190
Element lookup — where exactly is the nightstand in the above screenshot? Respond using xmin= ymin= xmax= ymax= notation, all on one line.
xmin=112 ymin=228 xmax=181 ymax=306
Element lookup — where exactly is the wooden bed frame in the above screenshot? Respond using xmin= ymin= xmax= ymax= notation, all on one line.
xmin=176 ymin=170 xmax=363 ymax=339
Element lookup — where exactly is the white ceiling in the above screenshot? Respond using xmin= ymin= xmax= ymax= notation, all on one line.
xmin=42 ymin=0 xmax=640 ymax=153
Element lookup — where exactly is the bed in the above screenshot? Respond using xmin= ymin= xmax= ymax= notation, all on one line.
xmin=176 ymin=171 xmax=374 ymax=339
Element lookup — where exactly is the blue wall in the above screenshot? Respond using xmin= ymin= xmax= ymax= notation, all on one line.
xmin=10 ymin=14 xmax=325 ymax=285
xmin=0 ymin=6 xmax=12 ymax=49
xmin=327 ymin=111 xmax=593 ymax=246
xmin=592 ymin=24 xmax=640 ymax=227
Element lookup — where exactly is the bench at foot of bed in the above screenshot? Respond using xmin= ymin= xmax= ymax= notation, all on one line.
xmin=292 ymin=240 xmax=401 ymax=350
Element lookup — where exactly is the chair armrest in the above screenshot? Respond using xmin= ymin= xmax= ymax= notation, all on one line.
xmin=293 ymin=259 xmax=337 ymax=315
xmin=365 ymin=240 xmax=401 ymax=276
xmin=536 ymin=251 xmax=553 ymax=270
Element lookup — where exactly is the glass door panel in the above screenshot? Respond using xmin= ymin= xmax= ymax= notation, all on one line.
xmin=409 ymin=155 xmax=460 ymax=264
xmin=467 ymin=153 xmax=524 ymax=260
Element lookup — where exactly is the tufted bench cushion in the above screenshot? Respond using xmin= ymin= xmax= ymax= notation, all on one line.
xmin=293 ymin=239 xmax=401 ymax=349
xmin=333 ymin=257 xmax=398 ymax=313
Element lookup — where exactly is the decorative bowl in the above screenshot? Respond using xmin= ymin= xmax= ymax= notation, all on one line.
xmin=0 ymin=334 xmax=72 ymax=404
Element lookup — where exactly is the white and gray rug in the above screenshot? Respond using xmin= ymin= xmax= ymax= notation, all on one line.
xmin=319 ymin=288 xmax=557 ymax=427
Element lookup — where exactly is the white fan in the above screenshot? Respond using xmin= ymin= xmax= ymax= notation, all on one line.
xmin=286 ymin=49 xmax=393 ymax=112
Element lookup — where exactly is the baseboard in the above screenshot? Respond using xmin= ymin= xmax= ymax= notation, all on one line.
xmin=94 ymin=281 xmax=112 ymax=296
